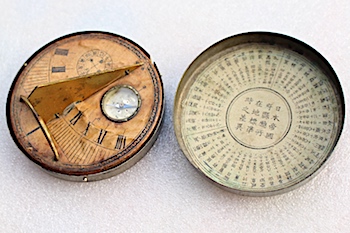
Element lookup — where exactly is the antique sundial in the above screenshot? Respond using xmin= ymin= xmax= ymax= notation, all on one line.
xmin=174 ymin=32 xmax=344 ymax=196
xmin=7 ymin=31 xmax=164 ymax=181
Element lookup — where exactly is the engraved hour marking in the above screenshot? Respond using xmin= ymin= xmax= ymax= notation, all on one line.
xmin=63 ymin=104 xmax=75 ymax=116
xmin=115 ymin=135 xmax=126 ymax=150
xmin=54 ymin=48 xmax=69 ymax=56
xmin=97 ymin=129 xmax=107 ymax=144
xmin=69 ymin=111 xmax=83 ymax=125
xmin=83 ymin=122 xmax=91 ymax=136
xmin=26 ymin=126 xmax=40 ymax=136
xmin=52 ymin=66 xmax=66 ymax=73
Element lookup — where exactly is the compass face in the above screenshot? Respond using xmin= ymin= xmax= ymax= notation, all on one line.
xmin=174 ymin=32 xmax=344 ymax=196
xmin=7 ymin=32 xmax=164 ymax=181
xmin=101 ymin=85 xmax=141 ymax=122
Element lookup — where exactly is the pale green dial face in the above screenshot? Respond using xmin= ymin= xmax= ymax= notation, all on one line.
xmin=101 ymin=85 xmax=141 ymax=122
xmin=179 ymin=42 xmax=342 ymax=194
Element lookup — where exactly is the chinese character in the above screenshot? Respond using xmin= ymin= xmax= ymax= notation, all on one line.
xmin=256 ymin=101 xmax=263 ymax=107
xmin=265 ymin=133 xmax=274 ymax=139
xmin=266 ymin=103 xmax=273 ymax=111
xmin=255 ymin=129 xmax=263 ymax=136
xmin=239 ymin=114 xmax=246 ymax=122
xmin=259 ymin=121 xmax=267 ymax=128
xmin=245 ymin=97 xmax=253 ymax=104
xmin=273 ymin=115 xmax=280 ymax=121
xmin=247 ymin=126 xmax=254 ymax=133
xmin=252 ymin=109 xmax=260 ymax=116
xmin=242 ymin=107 xmax=249 ymax=114
xmin=269 ymin=123 xmax=277 ymax=130
xmin=236 ymin=123 xmax=243 ymax=131
xmin=249 ymin=118 xmax=257 ymax=125
xmin=276 ymin=106 xmax=281 ymax=111
xmin=262 ymin=112 xmax=270 ymax=119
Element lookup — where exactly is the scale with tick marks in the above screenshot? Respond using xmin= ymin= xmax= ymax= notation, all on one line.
xmin=7 ymin=31 xmax=164 ymax=182
xmin=174 ymin=32 xmax=344 ymax=196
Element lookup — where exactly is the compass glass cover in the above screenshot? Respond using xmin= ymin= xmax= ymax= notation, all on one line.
xmin=101 ymin=85 xmax=141 ymax=122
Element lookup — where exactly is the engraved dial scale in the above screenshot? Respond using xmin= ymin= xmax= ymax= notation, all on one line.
xmin=174 ymin=32 xmax=344 ymax=196
xmin=7 ymin=32 xmax=164 ymax=181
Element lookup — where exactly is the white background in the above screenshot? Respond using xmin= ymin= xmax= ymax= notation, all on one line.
xmin=1 ymin=1 xmax=350 ymax=232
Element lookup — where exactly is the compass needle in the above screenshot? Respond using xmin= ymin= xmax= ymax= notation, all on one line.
xmin=7 ymin=32 xmax=164 ymax=181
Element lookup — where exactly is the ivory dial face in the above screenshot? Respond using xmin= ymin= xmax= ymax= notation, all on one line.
xmin=174 ymin=33 xmax=344 ymax=195
xmin=7 ymin=32 xmax=164 ymax=181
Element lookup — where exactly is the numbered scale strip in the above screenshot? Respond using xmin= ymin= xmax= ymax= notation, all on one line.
xmin=174 ymin=32 xmax=344 ymax=196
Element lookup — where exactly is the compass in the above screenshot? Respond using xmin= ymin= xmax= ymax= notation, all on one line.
xmin=7 ymin=31 xmax=164 ymax=182
xmin=174 ymin=32 xmax=344 ymax=196
xmin=101 ymin=85 xmax=141 ymax=122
